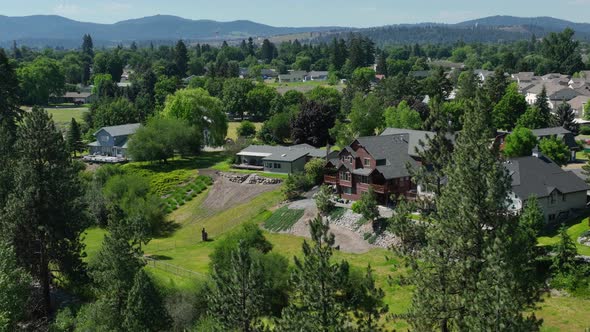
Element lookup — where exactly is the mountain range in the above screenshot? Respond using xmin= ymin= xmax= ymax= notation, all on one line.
xmin=1 ymin=14 xmax=589 ymax=48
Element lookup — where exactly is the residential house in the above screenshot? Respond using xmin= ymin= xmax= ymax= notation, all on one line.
xmin=525 ymin=83 xmax=580 ymax=109
xmin=511 ymin=72 xmax=536 ymax=84
xmin=278 ymin=71 xmax=307 ymax=83
xmin=237 ymin=144 xmax=336 ymax=174
xmin=531 ymin=127 xmax=580 ymax=161
xmin=567 ymin=95 xmax=590 ymax=118
xmin=61 ymin=91 xmax=96 ymax=104
xmin=324 ymin=134 xmax=420 ymax=205
xmin=505 ymin=154 xmax=589 ymax=222
xmin=474 ymin=69 xmax=494 ymax=83
xmin=305 ymin=71 xmax=329 ymax=81
xmin=88 ymin=123 xmax=141 ymax=158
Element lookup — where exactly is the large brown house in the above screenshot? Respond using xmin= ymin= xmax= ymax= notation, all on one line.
xmin=324 ymin=134 xmax=421 ymax=205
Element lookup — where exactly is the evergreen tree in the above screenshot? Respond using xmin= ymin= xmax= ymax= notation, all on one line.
xmin=81 ymin=34 xmax=94 ymax=84
xmin=174 ymin=39 xmax=189 ymax=77
xmin=375 ymin=51 xmax=387 ymax=75
xmin=516 ymin=106 xmax=548 ymax=129
xmin=422 ymin=67 xmax=453 ymax=101
xmin=89 ymin=231 xmax=144 ymax=330
xmin=279 ymin=217 xmax=350 ymax=332
xmin=0 ymin=241 xmax=31 ymax=331
xmin=455 ymin=69 xmax=480 ymax=101
xmin=123 ymin=270 xmax=172 ymax=332
xmin=351 ymin=265 xmax=388 ymax=332
xmin=315 ymin=184 xmax=335 ymax=216
xmin=551 ymin=225 xmax=578 ymax=275
xmin=533 ymin=86 xmax=552 ymax=127
xmin=261 ymin=39 xmax=276 ymax=64
xmin=0 ymin=108 xmax=88 ymax=316
xmin=555 ymin=102 xmax=579 ymax=135
xmin=409 ymin=106 xmax=542 ymax=331
xmin=66 ymin=117 xmax=83 ymax=157
xmin=208 ymin=241 xmax=268 ymax=331
xmin=483 ymin=68 xmax=509 ymax=107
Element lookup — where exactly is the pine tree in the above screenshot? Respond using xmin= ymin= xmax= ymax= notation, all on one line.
xmin=533 ymin=86 xmax=552 ymax=127
xmin=81 ymin=34 xmax=94 ymax=84
xmin=0 ymin=241 xmax=32 ymax=331
xmin=409 ymin=106 xmax=542 ymax=331
xmin=89 ymin=232 xmax=144 ymax=329
xmin=0 ymin=108 xmax=88 ymax=316
xmin=375 ymin=51 xmax=387 ymax=75
xmin=551 ymin=225 xmax=578 ymax=275
xmin=483 ymin=68 xmax=509 ymax=107
xmin=66 ymin=117 xmax=83 ymax=157
xmin=208 ymin=240 xmax=268 ymax=331
xmin=352 ymin=265 xmax=388 ymax=331
xmin=315 ymin=184 xmax=335 ymax=217
xmin=123 ymin=270 xmax=172 ymax=332
xmin=174 ymin=39 xmax=189 ymax=77
xmin=555 ymin=102 xmax=579 ymax=135
xmin=278 ymin=216 xmax=350 ymax=332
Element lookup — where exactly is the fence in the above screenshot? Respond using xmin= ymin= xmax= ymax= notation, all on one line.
xmin=144 ymin=256 xmax=205 ymax=279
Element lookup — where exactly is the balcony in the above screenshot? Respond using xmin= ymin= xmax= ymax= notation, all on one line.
xmin=324 ymin=175 xmax=339 ymax=184
xmin=371 ymin=184 xmax=386 ymax=193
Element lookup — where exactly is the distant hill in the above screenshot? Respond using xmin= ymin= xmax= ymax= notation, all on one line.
xmin=456 ymin=15 xmax=590 ymax=34
xmin=0 ymin=14 xmax=343 ymax=47
xmin=317 ymin=16 xmax=590 ymax=46
xmin=2 ymin=14 xmax=590 ymax=48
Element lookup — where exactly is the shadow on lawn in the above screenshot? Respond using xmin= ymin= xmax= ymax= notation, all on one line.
xmin=129 ymin=152 xmax=226 ymax=173
xmin=155 ymin=220 xmax=182 ymax=238
xmin=149 ymin=255 xmax=173 ymax=261
xmin=539 ymin=212 xmax=590 ymax=238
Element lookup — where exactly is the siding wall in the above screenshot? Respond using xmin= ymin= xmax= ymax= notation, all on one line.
xmin=529 ymin=191 xmax=588 ymax=221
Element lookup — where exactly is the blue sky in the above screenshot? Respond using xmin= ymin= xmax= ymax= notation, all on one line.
xmin=3 ymin=0 xmax=590 ymax=27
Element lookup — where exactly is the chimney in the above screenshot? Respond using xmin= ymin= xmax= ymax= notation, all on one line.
xmin=532 ymin=145 xmax=541 ymax=158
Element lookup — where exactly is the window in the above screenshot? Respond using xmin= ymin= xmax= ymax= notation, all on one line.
xmin=549 ymin=214 xmax=556 ymax=221
xmin=273 ymin=163 xmax=282 ymax=169
xmin=550 ymin=192 xmax=556 ymax=204
xmin=376 ymin=159 xmax=386 ymax=166
xmin=360 ymin=175 xmax=369 ymax=184
xmin=339 ymin=171 xmax=351 ymax=181
xmin=265 ymin=162 xmax=273 ymax=168
xmin=342 ymin=187 xmax=352 ymax=194
xmin=364 ymin=158 xmax=371 ymax=166
xmin=562 ymin=194 xmax=567 ymax=202
xmin=100 ymin=135 xmax=109 ymax=143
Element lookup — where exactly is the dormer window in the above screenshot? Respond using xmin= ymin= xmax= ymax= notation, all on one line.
xmin=376 ymin=159 xmax=386 ymax=166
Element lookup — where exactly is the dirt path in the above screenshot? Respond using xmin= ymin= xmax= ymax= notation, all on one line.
xmin=200 ymin=171 xmax=281 ymax=211
xmin=285 ymin=199 xmax=375 ymax=254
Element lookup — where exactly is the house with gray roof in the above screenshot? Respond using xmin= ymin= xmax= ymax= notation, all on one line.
xmin=88 ymin=123 xmax=141 ymax=159
xmin=525 ymin=83 xmax=580 ymax=109
xmin=531 ymin=127 xmax=580 ymax=161
xmin=324 ymin=134 xmax=420 ymax=205
xmin=505 ymin=154 xmax=589 ymax=222
xmin=237 ymin=144 xmax=335 ymax=174
xmin=278 ymin=71 xmax=307 ymax=83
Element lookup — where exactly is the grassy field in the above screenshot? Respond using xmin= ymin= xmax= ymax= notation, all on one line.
xmin=538 ymin=217 xmax=590 ymax=256
xmin=46 ymin=107 xmax=88 ymax=129
xmin=226 ymin=121 xmax=263 ymax=141
xmin=82 ymin=155 xmax=590 ymax=331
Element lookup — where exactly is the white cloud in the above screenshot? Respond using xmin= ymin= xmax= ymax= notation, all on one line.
xmin=52 ymin=1 xmax=84 ymax=16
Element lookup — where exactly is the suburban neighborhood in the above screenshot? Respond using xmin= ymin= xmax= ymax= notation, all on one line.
xmin=3 ymin=2 xmax=590 ymax=331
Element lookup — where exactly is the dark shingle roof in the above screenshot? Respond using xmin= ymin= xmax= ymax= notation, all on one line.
xmin=505 ymin=156 xmax=589 ymax=199
xmin=531 ymin=127 xmax=571 ymax=137
xmin=355 ymin=134 xmax=419 ymax=179
xmin=95 ymin=123 xmax=141 ymax=137
xmin=380 ymin=128 xmax=454 ymax=157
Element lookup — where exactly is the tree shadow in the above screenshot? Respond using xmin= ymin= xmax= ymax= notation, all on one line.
xmin=538 ymin=211 xmax=589 ymax=238
xmin=154 ymin=220 xmax=181 ymax=238
xmin=130 ymin=152 xmax=226 ymax=173
xmin=148 ymin=255 xmax=172 ymax=261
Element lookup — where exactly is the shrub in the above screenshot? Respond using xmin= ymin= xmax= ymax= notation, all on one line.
xmin=304 ymin=158 xmax=326 ymax=185
xmin=580 ymin=126 xmax=590 ymax=135
xmin=236 ymin=121 xmax=257 ymax=137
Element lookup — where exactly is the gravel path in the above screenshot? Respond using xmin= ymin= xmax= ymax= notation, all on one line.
xmin=201 ymin=172 xmax=281 ymax=211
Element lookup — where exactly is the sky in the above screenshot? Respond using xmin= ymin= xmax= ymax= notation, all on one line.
xmin=2 ymin=0 xmax=590 ymax=27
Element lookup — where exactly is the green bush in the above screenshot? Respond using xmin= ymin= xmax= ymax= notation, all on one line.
xmin=580 ymin=126 xmax=590 ymax=135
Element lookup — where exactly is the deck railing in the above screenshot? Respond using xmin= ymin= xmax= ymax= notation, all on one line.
xmin=324 ymin=175 xmax=339 ymax=184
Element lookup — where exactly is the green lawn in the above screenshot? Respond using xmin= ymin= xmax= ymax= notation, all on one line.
xmin=227 ymin=121 xmax=263 ymax=141
xmin=575 ymin=151 xmax=589 ymax=161
xmin=82 ymin=169 xmax=590 ymax=331
xmin=538 ymin=217 xmax=590 ymax=256
xmin=46 ymin=107 xmax=88 ymax=129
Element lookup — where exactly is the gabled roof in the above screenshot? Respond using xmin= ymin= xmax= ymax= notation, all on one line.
xmin=568 ymin=95 xmax=590 ymax=111
xmin=380 ymin=128 xmax=454 ymax=157
xmin=238 ymin=144 xmax=326 ymax=162
xmin=530 ymin=127 xmax=572 ymax=137
xmin=505 ymin=156 xmax=589 ymax=199
xmin=353 ymin=134 xmax=419 ymax=179
xmin=64 ymin=91 xmax=93 ymax=98
xmin=94 ymin=123 xmax=141 ymax=137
